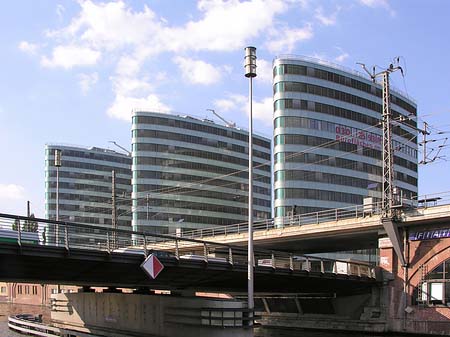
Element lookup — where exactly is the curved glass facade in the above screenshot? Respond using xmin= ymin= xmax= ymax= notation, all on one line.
xmin=273 ymin=57 xmax=418 ymax=217
xmin=132 ymin=111 xmax=271 ymax=234
xmin=44 ymin=144 xmax=132 ymax=243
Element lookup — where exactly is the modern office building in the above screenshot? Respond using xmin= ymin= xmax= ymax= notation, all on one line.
xmin=131 ymin=111 xmax=272 ymax=234
xmin=45 ymin=144 xmax=132 ymax=243
xmin=273 ymin=56 xmax=418 ymax=217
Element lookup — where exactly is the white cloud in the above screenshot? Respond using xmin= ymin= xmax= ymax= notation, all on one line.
xmin=107 ymin=94 xmax=170 ymax=121
xmin=173 ymin=56 xmax=223 ymax=85
xmin=253 ymin=97 xmax=274 ymax=126
xmin=29 ymin=0 xmax=316 ymax=122
xmin=215 ymin=98 xmax=238 ymax=112
xmin=335 ymin=52 xmax=349 ymax=63
xmin=256 ymin=59 xmax=273 ymax=83
xmin=359 ymin=0 xmax=395 ymax=16
xmin=214 ymin=94 xmax=272 ymax=125
xmin=18 ymin=41 xmax=39 ymax=55
xmin=315 ymin=6 xmax=338 ymax=26
xmin=41 ymin=45 xmax=101 ymax=69
xmin=165 ymin=0 xmax=287 ymax=52
xmin=214 ymin=94 xmax=246 ymax=112
xmin=48 ymin=1 xmax=161 ymax=50
xmin=112 ymin=76 xmax=153 ymax=97
xmin=0 ymin=184 xmax=25 ymax=200
xmin=78 ymin=72 xmax=98 ymax=95
xmin=266 ymin=24 xmax=313 ymax=53
xmin=46 ymin=0 xmax=287 ymax=55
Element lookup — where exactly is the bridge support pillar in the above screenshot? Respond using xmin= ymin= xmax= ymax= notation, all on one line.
xmin=51 ymin=292 xmax=253 ymax=337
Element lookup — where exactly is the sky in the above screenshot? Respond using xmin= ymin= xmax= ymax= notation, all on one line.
xmin=1 ymin=0 xmax=449 ymax=218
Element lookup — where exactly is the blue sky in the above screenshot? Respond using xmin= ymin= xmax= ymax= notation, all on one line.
xmin=1 ymin=0 xmax=449 ymax=217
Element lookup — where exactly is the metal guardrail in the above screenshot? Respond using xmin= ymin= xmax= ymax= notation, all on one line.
xmin=165 ymin=306 xmax=254 ymax=328
xmin=8 ymin=314 xmax=61 ymax=337
xmin=0 ymin=212 xmax=376 ymax=280
xmin=181 ymin=202 xmax=383 ymax=240
xmin=180 ymin=192 xmax=450 ymax=241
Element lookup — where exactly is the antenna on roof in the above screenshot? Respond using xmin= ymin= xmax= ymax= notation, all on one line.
xmin=206 ymin=109 xmax=236 ymax=128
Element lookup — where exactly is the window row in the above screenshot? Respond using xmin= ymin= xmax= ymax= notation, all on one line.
xmin=46 ymin=160 xmax=131 ymax=176
xmin=136 ymin=197 xmax=252 ymax=216
xmin=46 ymin=171 xmax=131 ymax=186
xmin=275 ymin=205 xmax=329 ymax=217
xmin=275 ymin=187 xmax=363 ymax=204
xmin=46 ymin=148 xmax=131 ymax=166
xmin=133 ymin=142 xmax=271 ymax=169
xmin=46 ymin=203 xmax=130 ymax=215
xmin=134 ymin=157 xmax=271 ymax=183
xmin=274 ymin=134 xmax=417 ymax=172
xmin=135 ymin=184 xmax=271 ymax=208
xmin=275 ymin=152 xmax=417 ymax=185
xmin=16 ymin=285 xmax=38 ymax=295
xmin=275 ymin=186 xmax=417 ymax=204
xmin=133 ymin=129 xmax=270 ymax=160
xmin=46 ymin=192 xmax=111 ymax=204
xmin=275 ymin=169 xmax=381 ymax=191
xmin=414 ymin=259 xmax=450 ymax=306
xmin=136 ymin=210 xmax=270 ymax=226
xmin=274 ymin=82 xmax=416 ymax=128
xmin=133 ymin=115 xmax=270 ymax=148
xmin=46 ymin=181 xmax=130 ymax=194
xmin=275 ymin=115 xmax=420 ymax=156
xmin=274 ymin=100 xmax=417 ymax=142
xmin=273 ymin=64 xmax=416 ymax=115
xmin=46 ymin=213 xmax=130 ymax=227
xmin=135 ymin=171 xmax=270 ymax=195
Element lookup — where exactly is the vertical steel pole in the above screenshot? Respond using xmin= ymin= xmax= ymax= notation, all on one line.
xmin=248 ymin=74 xmax=254 ymax=317
xmin=244 ymin=46 xmax=256 ymax=325
xmin=54 ymin=149 xmax=62 ymax=247
xmin=54 ymin=148 xmax=62 ymax=293
xmin=112 ymin=170 xmax=117 ymax=249
xmin=56 ymin=165 xmax=59 ymax=245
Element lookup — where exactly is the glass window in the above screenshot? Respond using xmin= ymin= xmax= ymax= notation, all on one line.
xmin=416 ymin=258 xmax=450 ymax=305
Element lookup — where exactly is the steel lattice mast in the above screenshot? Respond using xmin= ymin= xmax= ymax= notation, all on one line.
xmin=358 ymin=60 xmax=406 ymax=266
xmin=358 ymin=62 xmax=403 ymax=218
xmin=381 ymin=71 xmax=394 ymax=218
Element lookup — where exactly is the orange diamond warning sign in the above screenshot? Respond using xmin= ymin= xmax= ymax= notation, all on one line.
xmin=141 ymin=254 xmax=164 ymax=279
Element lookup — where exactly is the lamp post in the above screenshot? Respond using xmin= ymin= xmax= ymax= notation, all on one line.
xmin=244 ymin=46 xmax=256 ymax=325
xmin=54 ymin=149 xmax=62 ymax=246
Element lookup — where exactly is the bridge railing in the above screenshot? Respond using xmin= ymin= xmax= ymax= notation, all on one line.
xmin=180 ymin=201 xmax=383 ymax=240
xmin=0 ymin=212 xmax=375 ymax=279
xmin=179 ymin=192 xmax=450 ymax=241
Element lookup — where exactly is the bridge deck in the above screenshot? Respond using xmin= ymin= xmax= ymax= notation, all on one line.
xmin=0 ymin=242 xmax=376 ymax=294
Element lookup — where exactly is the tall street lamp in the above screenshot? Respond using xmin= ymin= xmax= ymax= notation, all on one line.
xmin=244 ymin=46 xmax=256 ymax=325
xmin=54 ymin=149 xmax=62 ymax=246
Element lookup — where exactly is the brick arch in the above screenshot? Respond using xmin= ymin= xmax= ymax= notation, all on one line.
xmin=408 ymin=241 xmax=450 ymax=289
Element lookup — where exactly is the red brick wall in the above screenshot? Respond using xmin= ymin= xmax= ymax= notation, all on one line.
xmin=379 ymin=229 xmax=450 ymax=327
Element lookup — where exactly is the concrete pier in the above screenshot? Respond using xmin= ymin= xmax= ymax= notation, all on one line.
xmin=51 ymin=292 xmax=252 ymax=337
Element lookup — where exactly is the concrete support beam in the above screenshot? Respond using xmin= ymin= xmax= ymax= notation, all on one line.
xmin=51 ymin=292 xmax=252 ymax=337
